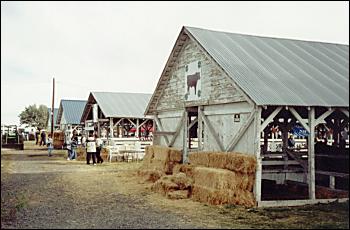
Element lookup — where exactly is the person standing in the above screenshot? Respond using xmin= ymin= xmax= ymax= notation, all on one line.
xmin=47 ymin=134 xmax=54 ymax=157
xmin=35 ymin=129 xmax=40 ymax=145
xmin=66 ymin=138 xmax=72 ymax=161
xmin=86 ymin=131 xmax=97 ymax=165
xmin=70 ymin=134 xmax=78 ymax=160
xmin=95 ymin=135 xmax=104 ymax=164
xmin=40 ymin=130 xmax=46 ymax=146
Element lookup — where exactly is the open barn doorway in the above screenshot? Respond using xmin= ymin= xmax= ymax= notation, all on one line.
xmin=186 ymin=107 xmax=199 ymax=151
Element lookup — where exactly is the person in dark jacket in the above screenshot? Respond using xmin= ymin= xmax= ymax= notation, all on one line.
xmin=70 ymin=134 xmax=78 ymax=160
xmin=40 ymin=130 xmax=46 ymax=146
xmin=95 ymin=134 xmax=104 ymax=164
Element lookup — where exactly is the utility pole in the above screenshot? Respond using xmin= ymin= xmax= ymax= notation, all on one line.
xmin=51 ymin=77 xmax=55 ymax=137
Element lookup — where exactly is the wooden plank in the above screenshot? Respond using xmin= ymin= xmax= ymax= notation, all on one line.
xmin=308 ymin=107 xmax=316 ymax=200
xmin=262 ymin=160 xmax=301 ymax=166
xmin=153 ymin=131 xmax=176 ymax=135
xmin=262 ymin=168 xmax=305 ymax=173
xmin=188 ymin=117 xmax=198 ymax=130
xmin=315 ymin=108 xmax=335 ymax=126
xmin=316 ymin=171 xmax=349 ymax=178
xmin=168 ymin=111 xmax=185 ymax=147
xmin=260 ymin=107 xmax=283 ymax=132
xmin=254 ymin=106 xmax=262 ymax=203
xmin=183 ymin=110 xmax=188 ymax=163
xmin=258 ymin=198 xmax=349 ymax=208
xmin=226 ymin=110 xmax=256 ymax=152
xmin=198 ymin=106 xmax=203 ymax=151
xmin=109 ymin=118 xmax=114 ymax=138
xmin=154 ymin=116 xmax=169 ymax=146
xmin=199 ymin=111 xmax=225 ymax=152
xmin=289 ymin=107 xmax=310 ymax=133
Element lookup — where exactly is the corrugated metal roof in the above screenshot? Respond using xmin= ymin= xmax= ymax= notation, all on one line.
xmin=47 ymin=108 xmax=59 ymax=126
xmin=185 ymin=26 xmax=349 ymax=107
xmin=59 ymin=100 xmax=87 ymax=124
xmin=92 ymin=92 xmax=152 ymax=118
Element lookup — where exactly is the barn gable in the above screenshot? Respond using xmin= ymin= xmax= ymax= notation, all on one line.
xmin=145 ymin=27 xmax=252 ymax=115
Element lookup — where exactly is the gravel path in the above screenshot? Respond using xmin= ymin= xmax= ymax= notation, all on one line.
xmin=1 ymin=149 xmax=202 ymax=229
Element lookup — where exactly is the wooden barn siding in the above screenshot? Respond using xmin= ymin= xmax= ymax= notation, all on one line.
xmin=156 ymin=38 xmax=245 ymax=111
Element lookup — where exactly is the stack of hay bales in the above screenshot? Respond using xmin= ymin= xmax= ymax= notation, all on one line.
xmin=151 ymin=172 xmax=193 ymax=199
xmin=189 ymin=152 xmax=257 ymax=207
xmin=138 ymin=145 xmax=182 ymax=182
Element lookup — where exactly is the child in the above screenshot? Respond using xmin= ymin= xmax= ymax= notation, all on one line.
xmin=47 ymin=134 xmax=53 ymax=157
xmin=66 ymin=138 xmax=72 ymax=160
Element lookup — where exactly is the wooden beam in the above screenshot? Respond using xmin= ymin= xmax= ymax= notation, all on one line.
xmin=198 ymin=106 xmax=203 ymax=151
xmin=188 ymin=117 xmax=198 ymax=130
xmin=127 ymin=118 xmax=137 ymax=127
xmin=254 ymin=107 xmax=262 ymax=204
xmin=226 ymin=110 xmax=256 ymax=152
xmin=153 ymin=131 xmax=176 ymax=135
xmin=183 ymin=110 xmax=188 ymax=163
xmin=113 ymin=118 xmax=124 ymax=127
xmin=154 ymin=116 xmax=169 ymax=146
xmin=199 ymin=111 xmax=225 ymax=152
xmin=136 ymin=119 xmax=139 ymax=138
xmin=289 ymin=107 xmax=310 ymax=133
xmin=260 ymin=107 xmax=283 ymax=132
xmin=308 ymin=107 xmax=316 ymax=200
xmin=315 ymin=108 xmax=335 ymax=126
xmin=258 ymin=198 xmax=349 ymax=208
xmin=168 ymin=111 xmax=186 ymax=147
xmin=109 ymin=118 xmax=114 ymax=138
xmin=339 ymin=108 xmax=349 ymax=118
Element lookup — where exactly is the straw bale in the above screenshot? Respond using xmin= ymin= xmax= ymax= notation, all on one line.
xmin=173 ymin=164 xmax=195 ymax=178
xmin=76 ymin=147 xmax=86 ymax=161
xmin=153 ymin=145 xmax=170 ymax=161
xmin=144 ymin=145 xmax=154 ymax=164
xmin=189 ymin=152 xmax=210 ymax=167
xmin=151 ymin=177 xmax=179 ymax=195
xmin=168 ymin=148 xmax=182 ymax=162
xmin=207 ymin=152 xmax=227 ymax=169
xmin=170 ymin=173 xmax=193 ymax=190
xmin=193 ymin=167 xmax=238 ymax=190
xmin=167 ymin=190 xmax=189 ymax=200
xmin=191 ymin=185 xmax=255 ymax=207
xmin=138 ymin=169 xmax=164 ymax=183
xmin=225 ymin=152 xmax=256 ymax=174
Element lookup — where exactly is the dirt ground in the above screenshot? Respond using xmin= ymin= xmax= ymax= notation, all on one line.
xmin=1 ymin=141 xmax=349 ymax=229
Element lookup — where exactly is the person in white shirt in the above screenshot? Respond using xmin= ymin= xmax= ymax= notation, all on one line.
xmin=86 ymin=131 xmax=97 ymax=165
xmin=95 ymin=135 xmax=104 ymax=164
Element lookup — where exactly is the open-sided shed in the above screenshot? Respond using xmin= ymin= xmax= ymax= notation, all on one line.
xmin=80 ymin=92 xmax=153 ymax=139
xmin=145 ymin=26 xmax=349 ymax=207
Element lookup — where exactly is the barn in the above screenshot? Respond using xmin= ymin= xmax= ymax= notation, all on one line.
xmin=145 ymin=26 xmax=349 ymax=207
xmin=80 ymin=92 xmax=153 ymax=140
xmin=56 ymin=99 xmax=87 ymax=141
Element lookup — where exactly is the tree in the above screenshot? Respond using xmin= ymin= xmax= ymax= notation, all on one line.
xmin=18 ymin=104 xmax=48 ymax=129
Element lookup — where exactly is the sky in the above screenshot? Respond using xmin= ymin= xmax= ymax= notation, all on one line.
xmin=1 ymin=1 xmax=349 ymax=125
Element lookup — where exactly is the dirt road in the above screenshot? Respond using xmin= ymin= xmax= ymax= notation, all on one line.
xmin=1 ymin=142 xmax=349 ymax=229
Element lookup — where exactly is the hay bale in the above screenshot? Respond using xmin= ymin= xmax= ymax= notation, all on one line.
xmin=167 ymin=190 xmax=189 ymax=200
xmin=137 ymin=169 xmax=164 ymax=183
xmin=225 ymin=152 xmax=256 ymax=174
xmin=193 ymin=167 xmax=239 ymax=190
xmin=168 ymin=148 xmax=182 ymax=162
xmin=208 ymin=152 xmax=227 ymax=169
xmin=191 ymin=185 xmax=255 ymax=207
xmin=151 ymin=177 xmax=179 ymax=195
xmin=173 ymin=164 xmax=195 ymax=178
xmin=144 ymin=145 xmax=154 ymax=164
xmin=189 ymin=152 xmax=210 ymax=167
xmin=153 ymin=145 xmax=170 ymax=161
xmin=170 ymin=173 xmax=193 ymax=190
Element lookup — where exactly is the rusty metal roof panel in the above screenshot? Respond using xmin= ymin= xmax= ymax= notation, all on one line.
xmin=185 ymin=26 xmax=349 ymax=107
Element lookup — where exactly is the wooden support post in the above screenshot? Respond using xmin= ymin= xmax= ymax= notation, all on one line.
xmin=136 ymin=119 xmax=139 ymax=138
xmin=289 ymin=107 xmax=310 ymax=133
xmin=308 ymin=107 xmax=316 ymax=200
xmin=198 ymin=106 xmax=203 ymax=151
xmin=263 ymin=128 xmax=269 ymax=153
xmin=329 ymin=176 xmax=335 ymax=189
xmin=183 ymin=110 xmax=188 ymax=163
xmin=254 ymin=107 xmax=262 ymax=204
xmin=315 ymin=108 xmax=335 ymax=126
xmin=109 ymin=118 xmax=114 ymax=138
